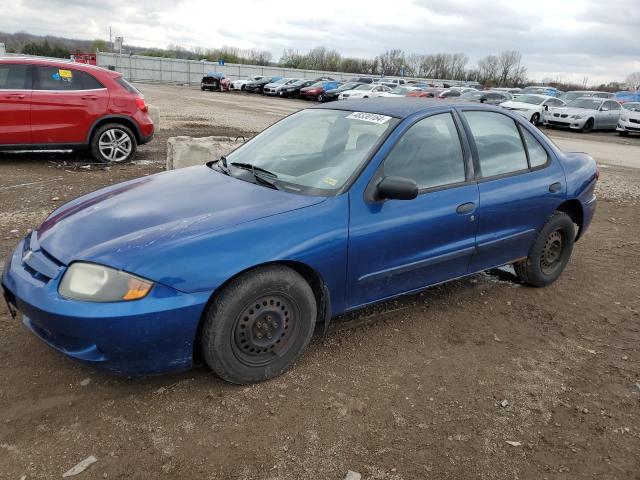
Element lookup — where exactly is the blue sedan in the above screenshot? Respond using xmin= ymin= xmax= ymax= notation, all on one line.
xmin=2 ymin=99 xmax=598 ymax=383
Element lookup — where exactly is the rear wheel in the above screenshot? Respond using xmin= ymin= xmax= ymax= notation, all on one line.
xmin=317 ymin=93 xmax=324 ymax=102
xmin=530 ymin=113 xmax=540 ymax=125
xmin=514 ymin=212 xmax=575 ymax=287
xmin=582 ymin=118 xmax=594 ymax=133
xmin=200 ymin=265 xmax=317 ymax=384
xmin=90 ymin=123 xmax=137 ymax=163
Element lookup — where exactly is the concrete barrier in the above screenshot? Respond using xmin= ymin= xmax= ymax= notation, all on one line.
xmin=147 ymin=104 xmax=160 ymax=129
xmin=166 ymin=136 xmax=244 ymax=170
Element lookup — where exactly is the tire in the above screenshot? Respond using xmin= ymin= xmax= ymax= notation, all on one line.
xmin=200 ymin=86 xmax=205 ymax=91
xmin=514 ymin=212 xmax=575 ymax=287
xmin=317 ymin=93 xmax=324 ymax=102
xmin=530 ymin=113 xmax=540 ymax=125
xmin=240 ymin=85 xmax=245 ymax=91
xmin=90 ymin=123 xmax=137 ymax=164
xmin=200 ymin=265 xmax=317 ymax=384
xmin=618 ymin=130 xmax=628 ymax=137
xmin=582 ymin=118 xmax=594 ymax=133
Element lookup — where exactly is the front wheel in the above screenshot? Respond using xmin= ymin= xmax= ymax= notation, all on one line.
xmin=618 ymin=130 xmax=628 ymax=136
xmin=514 ymin=212 xmax=575 ymax=287
xmin=582 ymin=118 xmax=594 ymax=133
xmin=200 ymin=265 xmax=317 ymax=384
xmin=530 ymin=113 xmax=540 ymax=125
xmin=317 ymin=93 xmax=324 ymax=102
xmin=90 ymin=123 xmax=137 ymax=163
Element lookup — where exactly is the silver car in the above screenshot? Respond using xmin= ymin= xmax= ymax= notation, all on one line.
xmin=561 ymin=90 xmax=615 ymax=102
xmin=543 ymin=97 xmax=622 ymax=132
xmin=263 ymin=78 xmax=301 ymax=96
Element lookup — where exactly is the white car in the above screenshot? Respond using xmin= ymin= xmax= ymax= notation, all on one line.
xmin=231 ymin=76 xmax=265 ymax=91
xmin=500 ymin=94 xmax=566 ymax=125
xmin=616 ymin=102 xmax=640 ymax=136
xmin=376 ymin=86 xmax=421 ymax=98
xmin=339 ymin=84 xmax=392 ymax=100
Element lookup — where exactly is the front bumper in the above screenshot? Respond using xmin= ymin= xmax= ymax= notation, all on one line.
xmin=616 ymin=119 xmax=640 ymax=133
xmin=543 ymin=114 xmax=587 ymax=129
xmin=1 ymin=235 xmax=210 ymax=376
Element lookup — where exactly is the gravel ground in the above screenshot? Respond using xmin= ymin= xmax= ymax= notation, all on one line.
xmin=0 ymin=84 xmax=639 ymax=480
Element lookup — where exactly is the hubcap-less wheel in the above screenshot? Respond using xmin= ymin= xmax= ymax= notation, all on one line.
xmin=98 ymin=128 xmax=133 ymax=163
xmin=317 ymin=94 xmax=323 ymax=102
xmin=232 ymin=294 xmax=296 ymax=367
xmin=531 ymin=113 xmax=540 ymax=125
xmin=540 ymin=230 xmax=564 ymax=275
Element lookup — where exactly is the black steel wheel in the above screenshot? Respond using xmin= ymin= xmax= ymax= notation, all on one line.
xmin=514 ymin=212 xmax=575 ymax=287
xmin=200 ymin=265 xmax=317 ymax=384
xmin=582 ymin=118 xmax=594 ymax=133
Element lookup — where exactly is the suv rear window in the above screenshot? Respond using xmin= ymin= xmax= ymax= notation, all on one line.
xmin=117 ymin=77 xmax=140 ymax=94
xmin=34 ymin=66 xmax=104 ymax=90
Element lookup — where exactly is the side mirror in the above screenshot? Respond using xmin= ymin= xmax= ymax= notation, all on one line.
xmin=601 ymin=107 xmax=609 ymax=111
xmin=544 ymin=105 xmax=549 ymax=111
xmin=377 ymin=176 xmax=418 ymax=201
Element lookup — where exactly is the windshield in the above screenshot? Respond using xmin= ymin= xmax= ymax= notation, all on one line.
xmin=563 ymin=91 xmax=595 ymax=101
xmin=460 ymin=91 xmax=484 ymax=100
xmin=623 ymin=102 xmax=640 ymax=112
xmin=390 ymin=86 xmax=412 ymax=95
xmin=522 ymin=87 xmax=548 ymax=94
xmin=223 ymin=109 xmax=399 ymax=195
xmin=309 ymin=81 xmax=324 ymax=88
xmin=566 ymin=98 xmax=602 ymax=110
xmin=516 ymin=94 xmax=546 ymax=105
xmin=338 ymin=82 xmax=360 ymax=91
xmin=271 ymin=78 xmax=288 ymax=85
xmin=355 ymin=84 xmax=374 ymax=91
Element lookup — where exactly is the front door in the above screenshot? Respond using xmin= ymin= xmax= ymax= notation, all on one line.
xmin=0 ymin=63 xmax=32 ymax=145
xmin=31 ymin=65 xmax=109 ymax=144
xmin=347 ymin=111 xmax=479 ymax=308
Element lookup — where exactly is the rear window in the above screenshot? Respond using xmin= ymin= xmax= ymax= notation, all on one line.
xmin=34 ymin=66 xmax=104 ymax=90
xmin=0 ymin=64 xmax=31 ymax=89
xmin=117 ymin=77 xmax=140 ymax=94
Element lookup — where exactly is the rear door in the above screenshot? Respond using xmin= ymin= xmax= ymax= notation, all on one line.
xmin=0 ymin=63 xmax=32 ymax=145
xmin=31 ymin=65 xmax=109 ymax=144
xmin=459 ymin=109 xmax=566 ymax=271
xmin=605 ymin=100 xmax=622 ymax=128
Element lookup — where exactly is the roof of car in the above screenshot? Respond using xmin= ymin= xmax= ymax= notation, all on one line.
xmin=312 ymin=98 xmax=491 ymax=118
xmin=0 ymin=56 xmax=119 ymax=76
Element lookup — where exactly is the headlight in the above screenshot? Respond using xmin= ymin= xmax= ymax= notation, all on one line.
xmin=59 ymin=262 xmax=153 ymax=302
xmin=571 ymin=114 xmax=585 ymax=119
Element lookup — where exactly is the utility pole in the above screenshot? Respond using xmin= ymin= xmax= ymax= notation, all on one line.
xmin=109 ymin=26 xmax=113 ymax=52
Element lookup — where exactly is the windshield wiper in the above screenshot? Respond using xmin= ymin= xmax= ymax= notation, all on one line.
xmin=230 ymin=162 xmax=280 ymax=190
xmin=230 ymin=162 xmax=278 ymax=178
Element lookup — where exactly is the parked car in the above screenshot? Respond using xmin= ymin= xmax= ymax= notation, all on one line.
xmin=561 ymin=90 xmax=614 ymax=102
xmin=2 ymin=99 xmax=598 ymax=383
xmin=339 ymin=84 xmax=393 ymax=100
xmin=323 ymin=82 xmax=365 ymax=101
xmin=376 ymin=86 xmax=422 ymax=98
xmin=492 ymin=87 xmax=522 ymax=95
xmin=245 ymin=76 xmax=282 ymax=94
xmin=0 ymin=58 xmax=154 ymax=163
xmin=616 ymin=102 xmax=640 ymax=136
xmin=459 ymin=90 xmax=513 ymax=105
xmin=543 ymin=97 xmax=622 ymax=132
xmin=499 ymin=94 xmax=566 ymax=125
xmin=614 ymin=90 xmax=640 ymax=104
xmin=279 ymin=79 xmax=316 ymax=98
xmin=230 ymin=76 xmax=265 ymax=91
xmin=200 ymin=73 xmax=224 ymax=91
xmin=407 ymin=87 xmax=443 ymax=98
xmin=438 ymin=89 xmax=462 ymax=99
xmin=349 ymin=77 xmax=374 ymax=84
xmin=263 ymin=78 xmax=300 ymax=96
xmin=382 ymin=78 xmax=407 ymax=86
xmin=519 ymin=86 xmax=563 ymax=97
xmin=299 ymin=81 xmax=341 ymax=101
xmin=220 ymin=78 xmax=232 ymax=92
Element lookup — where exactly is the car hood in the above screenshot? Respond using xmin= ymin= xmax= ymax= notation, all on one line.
xmin=37 ymin=166 xmax=325 ymax=268
xmin=501 ymin=100 xmax=540 ymax=110
xmin=622 ymin=109 xmax=640 ymax=119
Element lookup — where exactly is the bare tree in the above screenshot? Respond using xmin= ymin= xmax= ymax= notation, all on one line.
xmin=626 ymin=71 xmax=640 ymax=90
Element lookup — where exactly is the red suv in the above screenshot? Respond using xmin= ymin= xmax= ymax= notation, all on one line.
xmin=0 ymin=58 xmax=154 ymax=163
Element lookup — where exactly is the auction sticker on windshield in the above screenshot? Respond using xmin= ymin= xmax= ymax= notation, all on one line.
xmin=346 ymin=112 xmax=392 ymax=124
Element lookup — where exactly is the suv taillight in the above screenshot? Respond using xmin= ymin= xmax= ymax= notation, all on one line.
xmin=135 ymin=97 xmax=148 ymax=112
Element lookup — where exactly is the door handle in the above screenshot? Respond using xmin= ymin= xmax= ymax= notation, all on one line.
xmin=456 ymin=202 xmax=476 ymax=214
xmin=81 ymin=96 xmax=98 ymax=100
xmin=549 ymin=182 xmax=562 ymax=193
xmin=5 ymin=94 xmax=26 ymax=99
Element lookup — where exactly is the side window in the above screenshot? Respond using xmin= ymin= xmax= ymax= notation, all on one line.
xmin=607 ymin=101 xmax=621 ymax=110
xmin=547 ymin=98 xmax=563 ymax=107
xmin=521 ymin=129 xmax=549 ymax=168
xmin=383 ymin=113 xmax=466 ymax=190
xmin=34 ymin=66 xmax=103 ymax=90
xmin=463 ymin=111 xmax=528 ymax=177
xmin=0 ymin=64 xmax=30 ymax=89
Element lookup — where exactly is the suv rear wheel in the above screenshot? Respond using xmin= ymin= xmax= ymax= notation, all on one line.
xmin=90 ymin=123 xmax=137 ymax=163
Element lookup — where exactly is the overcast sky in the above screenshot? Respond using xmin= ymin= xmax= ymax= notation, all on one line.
xmin=2 ymin=0 xmax=638 ymax=84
